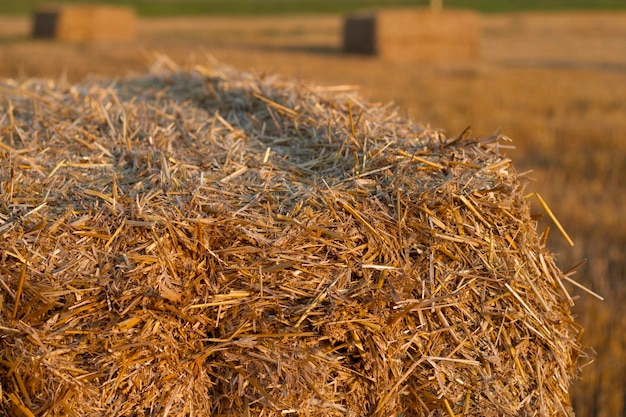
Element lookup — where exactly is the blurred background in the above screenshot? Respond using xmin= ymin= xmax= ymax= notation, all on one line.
xmin=0 ymin=1 xmax=624 ymax=416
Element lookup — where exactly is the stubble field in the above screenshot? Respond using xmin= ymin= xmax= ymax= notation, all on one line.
xmin=1 ymin=11 xmax=625 ymax=417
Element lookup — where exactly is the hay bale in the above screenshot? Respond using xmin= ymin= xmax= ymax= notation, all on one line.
xmin=0 ymin=65 xmax=584 ymax=416
xmin=343 ymin=8 xmax=481 ymax=62
xmin=32 ymin=5 xmax=136 ymax=41
xmin=343 ymin=13 xmax=377 ymax=55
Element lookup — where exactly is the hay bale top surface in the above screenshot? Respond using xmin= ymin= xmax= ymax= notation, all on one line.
xmin=1 ymin=65 xmax=582 ymax=416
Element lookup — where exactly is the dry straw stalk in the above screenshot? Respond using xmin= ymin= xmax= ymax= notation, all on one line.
xmin=1 ymin=63 xmax=584 ymax=416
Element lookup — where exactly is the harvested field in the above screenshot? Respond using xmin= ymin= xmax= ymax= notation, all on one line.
xmin=0 ymin=11 xmax=625 ymax=417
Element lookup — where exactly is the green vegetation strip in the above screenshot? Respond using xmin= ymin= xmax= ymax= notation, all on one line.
xmin=2 ymin=0 xmax=626 ymax=16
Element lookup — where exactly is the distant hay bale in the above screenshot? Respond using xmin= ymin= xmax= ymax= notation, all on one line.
xmin=343 ymin=13 xmax=377 ymax=55
xmin=0 ymin=64 xmax=583 ymax=416
xmin=343 ymin=8 xmax=481 ymax=62
xmin=32 ymin=4 xmax=136 ymax=42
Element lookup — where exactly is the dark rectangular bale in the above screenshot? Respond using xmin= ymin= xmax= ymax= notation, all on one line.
xmin=343 ymin=13 xmax=377 ymax=55
xmin=32 ymin=9 xmax=59 ymax=38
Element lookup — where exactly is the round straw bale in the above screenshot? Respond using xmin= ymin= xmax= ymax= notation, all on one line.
xmin=0 ymin=65 xmax=583 ymax=416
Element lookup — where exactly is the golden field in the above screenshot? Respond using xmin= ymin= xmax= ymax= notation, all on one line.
xmin=1 ymin=11 xmax=624 ymax=417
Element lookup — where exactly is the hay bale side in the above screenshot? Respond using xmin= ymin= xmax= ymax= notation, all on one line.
xmin=343 ymin=8 xmax=481 ymax=62
xmin=0 ymin=65 xmax=584 ymax=416
xmin=32 ymin=10 xmax=59 ymax=38
xmin=31 ymin=5 xmax=136 ymax=41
